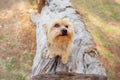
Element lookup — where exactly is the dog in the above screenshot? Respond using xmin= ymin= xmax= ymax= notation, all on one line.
xmin=43 ymin=19 xmax=74 ymax=64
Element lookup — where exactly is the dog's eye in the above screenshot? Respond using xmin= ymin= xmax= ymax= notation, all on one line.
xmin=65 ymin=25 xmax=68 ymax=28
xmin=54 ymin=24 xmax=60 ymax=28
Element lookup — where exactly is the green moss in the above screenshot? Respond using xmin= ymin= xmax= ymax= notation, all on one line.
xmin=6 ymin=57 xmax=17 ymax=72
xmin=71 ymin=0 xmax=120 ymax=22
xmin=5 ymin=32 xmax=10 ymax=35
xmin=23 ymin=52 xmax=32 ymax=62
xmin=15 ymin=74 xmax=26 ymax=80
xmin=0 ymin=35 xmax=4 ymax=40
xmin=95 ymin=32 xmax=111 ymax=49
xmin=108 ymin=71 xmax=116 ymax=80
xmin=99 ymin=49 xmax=120 ymax=65
xmin=6 ymin=63 xmax=13 ymax=72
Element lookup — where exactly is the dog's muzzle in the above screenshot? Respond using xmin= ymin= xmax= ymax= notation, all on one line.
xmin=61 ymin=29 xmax=67 ymax=36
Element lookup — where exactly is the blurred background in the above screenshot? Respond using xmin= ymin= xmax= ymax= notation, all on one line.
xmin=0 ymin=0 xmax=120 ymax=80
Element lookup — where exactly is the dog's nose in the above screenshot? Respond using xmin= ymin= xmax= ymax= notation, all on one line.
xmin=61 ymin=29 xmax=67 ymax=36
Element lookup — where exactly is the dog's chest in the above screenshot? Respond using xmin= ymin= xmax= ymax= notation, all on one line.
xmin=49 ymin=43 xmax=69 ymax=55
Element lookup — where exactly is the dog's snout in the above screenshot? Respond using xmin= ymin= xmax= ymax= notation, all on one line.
xmin=61 ymin=29 xmax=67 ymax=36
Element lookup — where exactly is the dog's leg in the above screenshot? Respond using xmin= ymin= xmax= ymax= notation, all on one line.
xmin=61 ymin=52 xmax=70 ymax=64
xmin=48 ymin=50 xmax=57 ymax=58
xmin=49 ymin=53 xmax=56 ymax=58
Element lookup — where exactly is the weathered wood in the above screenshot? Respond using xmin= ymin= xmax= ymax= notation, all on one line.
xmin=30 ymin=0 xmax=107 ymax=78
xmin=37 ymin=0 xmax=45 ymax=13
xmin=32 ymin=72 xmax=107 ymax=80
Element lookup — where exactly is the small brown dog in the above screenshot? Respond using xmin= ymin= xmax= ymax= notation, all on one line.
xmin=43 ymin=19 xmax=74 ymax=64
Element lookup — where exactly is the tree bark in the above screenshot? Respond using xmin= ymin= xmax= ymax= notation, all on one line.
xmin=30 ymin=0 xmax=107 ymax=79
xmin=37 ymin=0 xmax=45 ymax=13
xmin=32 ymin=72 xmax=107 ymax=80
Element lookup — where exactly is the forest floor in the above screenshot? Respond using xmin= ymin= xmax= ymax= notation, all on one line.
xmin=0 ymin=0 xmax=36 ymax=80
xmin=71 ymin=0 xmax=120 ymax=80
xmin=0 ymin=0 xmax=120 ymax=80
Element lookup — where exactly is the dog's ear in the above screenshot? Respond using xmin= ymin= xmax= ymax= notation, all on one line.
xmin=42 ymin=23 xmax=48 ymax=35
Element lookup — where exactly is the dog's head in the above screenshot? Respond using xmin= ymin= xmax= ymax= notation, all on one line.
xmin=43 ymin=19 xmax=74 ymax=45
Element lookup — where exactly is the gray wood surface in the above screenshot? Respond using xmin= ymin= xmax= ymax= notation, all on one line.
xmin=30 ymin=0 xmax=107 ymax=78
xmin=32 ymin=72 xmax=107 ymax=80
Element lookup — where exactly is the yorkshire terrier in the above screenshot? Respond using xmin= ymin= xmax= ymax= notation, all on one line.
xmin=43 ymin=19 xmax=74 ymax=64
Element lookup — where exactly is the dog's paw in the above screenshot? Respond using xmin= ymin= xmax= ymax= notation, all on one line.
xmin=48 ymin=51 xmax=56 ymax=58
xmin=49 ymin=54 xmax=55 ymax=58
xmin=61 ymin=56 xmax=69 ymax=64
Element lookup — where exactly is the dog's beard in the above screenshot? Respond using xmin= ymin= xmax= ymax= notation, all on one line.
xmin=48 ymin=31 xmax=73 ymax=46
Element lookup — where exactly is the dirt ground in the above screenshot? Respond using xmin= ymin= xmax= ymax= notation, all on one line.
xmin=0 ymin=0 xmax=120 ymax=80
xmin=0 ymin=0 xmax=36 ymax=80
xmin=71 ymin=0 xmax=120 ymax=80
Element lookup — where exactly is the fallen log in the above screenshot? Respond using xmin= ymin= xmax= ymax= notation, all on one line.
xmin=30 ymin=0 xmax=107 ymax=79
xmin=32 ymin=72 xmax=107 ymax=80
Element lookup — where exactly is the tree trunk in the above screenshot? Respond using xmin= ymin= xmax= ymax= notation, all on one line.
xmin=30 ymin=0 xmax=107 ymax=79
xmin=32 ymin=72 xmax=107 ymax=80
xmin=37 ymin=0 xmax=45 ymax=13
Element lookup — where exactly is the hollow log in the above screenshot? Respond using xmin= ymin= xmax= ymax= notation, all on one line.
xmin=30 ymin=0 xmax=107 ymax=79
